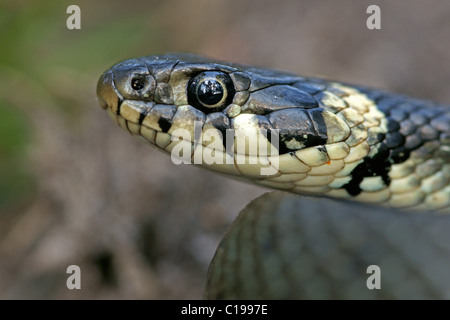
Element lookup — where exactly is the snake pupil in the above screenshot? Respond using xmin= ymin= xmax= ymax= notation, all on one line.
xmin=131 ymin=77 xmax=146 ymax=90
xmin=187 ymin=71 xmax=235 ymax=113
xmin=197 ymin=80 xmax=224 ymax=105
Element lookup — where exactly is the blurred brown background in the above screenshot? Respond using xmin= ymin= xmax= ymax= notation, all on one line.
xmin=0 ymin=0 xmax=449 ymax=299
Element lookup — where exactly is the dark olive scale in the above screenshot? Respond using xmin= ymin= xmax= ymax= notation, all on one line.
xmin=256 ymin=117 xmax=276 ymax=145
xmin=267 ymin=108 xmax=327 ymax=153
xmin=291 ymin=80 xmax=327 ymax=95
xmin=384 ymin=132 xmax=405 ymax=149
xmin=242 ymin=85 xmax=318 ymax=115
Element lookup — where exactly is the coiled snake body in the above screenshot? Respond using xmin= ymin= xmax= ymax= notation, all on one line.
xmin=97 ymin=54 xmax=450 ymax=299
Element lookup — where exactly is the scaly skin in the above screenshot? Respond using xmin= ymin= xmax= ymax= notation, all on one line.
xmin=97 ymin=54 xmax=450 ymax=299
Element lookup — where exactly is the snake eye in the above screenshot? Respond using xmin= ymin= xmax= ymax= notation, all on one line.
xmin=187 ymin=71 xmax=235 ymax=113
xmin=131 ymin=76 xmax=146 ymax=90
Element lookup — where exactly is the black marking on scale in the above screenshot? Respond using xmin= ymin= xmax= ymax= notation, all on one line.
xmin=342 ymin=158 xmax=391 ymax=196
xmin=342 ymin=132 xmax=393 ymax=197
xmin=117 ymin=98 xmax=123 ymax=115
xmin=138 ymin=106 xmax=152 ymax=125
xmin=158 ymin=117 xmax=172 ymax=133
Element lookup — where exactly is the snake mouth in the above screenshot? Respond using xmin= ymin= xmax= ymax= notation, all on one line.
xmin=97 ymin=68 xmax=190 ymax=157
xmin=107 ymin=99 xmax=176 ymax=152
xmin=100 ymin=94 xmax=287 ymax=179
xmin=97 ymin=68 xmax=173 ymax=143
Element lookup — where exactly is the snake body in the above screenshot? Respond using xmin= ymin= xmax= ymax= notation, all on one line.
xmin=97 ymin=54 xmax=450 ymax=299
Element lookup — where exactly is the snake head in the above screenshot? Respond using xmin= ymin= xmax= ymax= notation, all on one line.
xmin=98 ymin=53 xmax=450 ymax=211
xmin=97 ymin=54 xmax=375 ymax=195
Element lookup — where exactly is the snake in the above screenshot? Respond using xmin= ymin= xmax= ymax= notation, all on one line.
xmin=97 ymin=53 xmax=450 ymax=299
